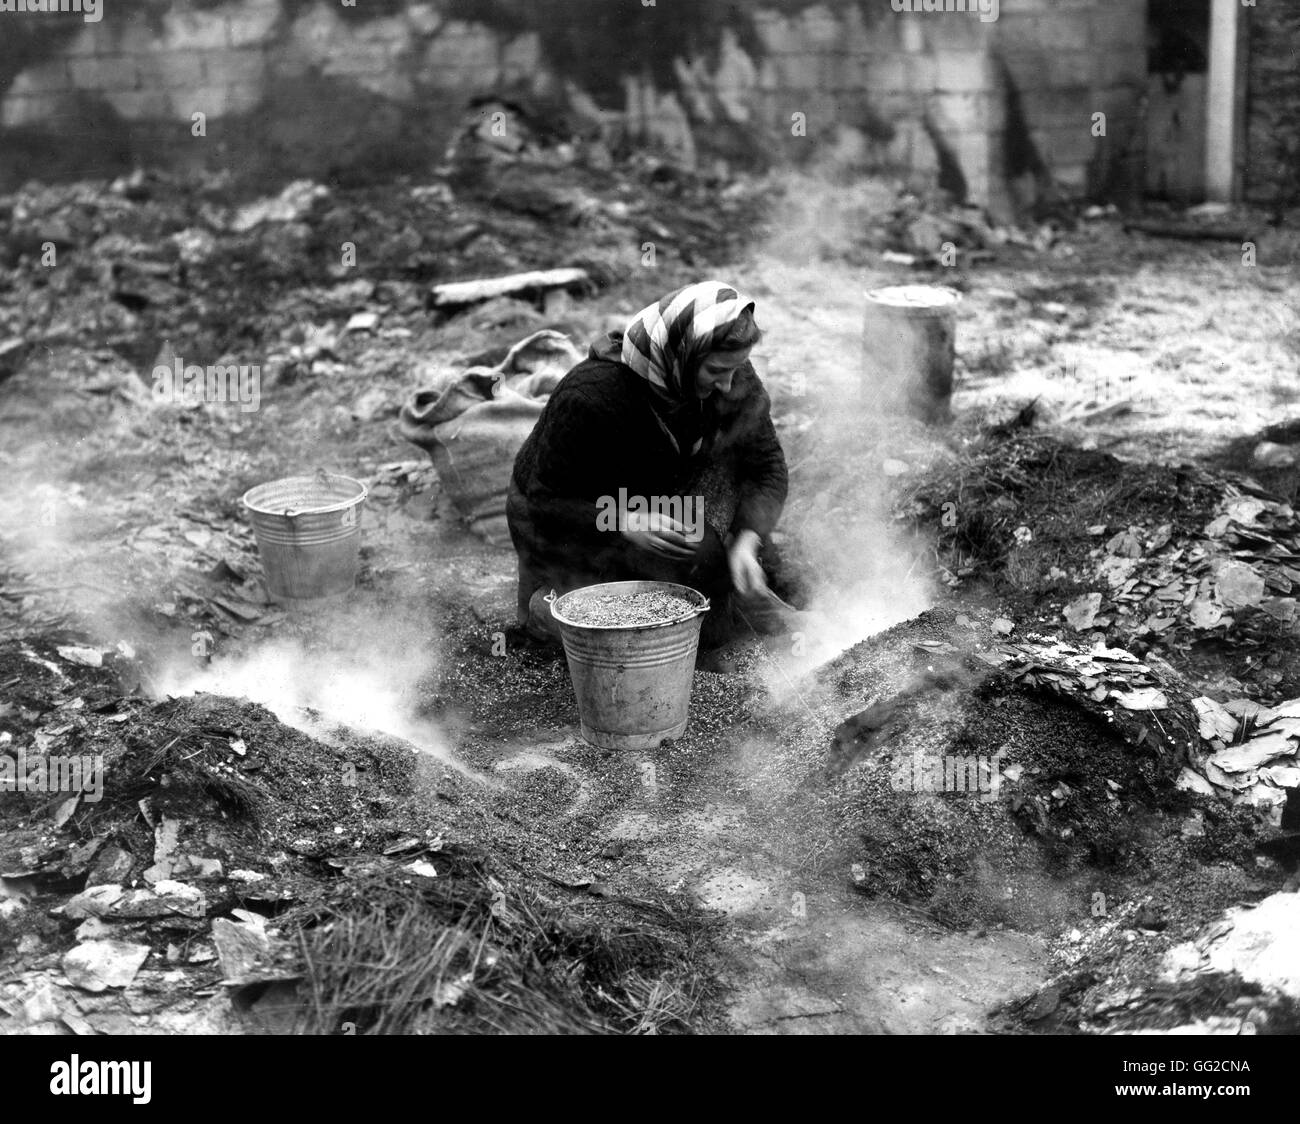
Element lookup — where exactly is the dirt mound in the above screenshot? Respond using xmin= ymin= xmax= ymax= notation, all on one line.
xmin=732 ymin=609 xmax=1287 ymax=938
xmin=898 ymin=430 xmax=1300 ymax=700
xmin=0 ymin=637 xmax=721 ymax=1035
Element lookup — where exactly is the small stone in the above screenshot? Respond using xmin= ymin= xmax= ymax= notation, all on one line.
xmin=86 ymin=846 xmax=134 ymax=887
xmin=1064 ymin=593 xmax=1102 ymax=631
xmin=75 ymin=917 xmax=114 ymax=942
xmin=188 ymin=943 xmax=218 ymax=964
xmin=1253 ymin=441 xmax=1298 ymax=469
xmin=62 ymin=941 xmax=150 ymax=993
xmin=110 ymin=881 xmax=205 ymax=920
xmin=1164 ymin=942 xmax=1203 ymax=975
xmin=1023 ymin=985 xmax=1060 ymax=1021
xmin=211 ymin=917 xmax=272 ymax=981
xmin=176 ymin=855 xmax=223 ymax=880
xmin=56 ymin=646 xmax=103 ymax=668
xmin=404 ymin=860 xmax=438 ymax=878
xmin=344 ymin=311 xmax=379 ymax=334
xmin=56 ymin=884 xmax=124 ymax=920
xmin=23 ymin=984 xmax=63 ymax=1024
xmin=60 ymin=1012 xmax=97 ymax=1037
xmin=1189 ymin=598 xmax=1224 ymax=629
xmin=1105 ymin=529 xmax=1142 ymax=557
xmin=1215 ymin=561 xmax=1266 ymax=609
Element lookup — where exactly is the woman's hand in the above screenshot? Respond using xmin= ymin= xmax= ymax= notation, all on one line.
xmin=621 ymin=511 xmax=698 ymax=561
xmin=728 ymin=529 xmax=767 ymax=596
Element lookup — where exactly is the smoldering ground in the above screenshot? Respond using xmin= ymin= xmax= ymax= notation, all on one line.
xmin=0 ymin=470 xmax=486 ymax=783
xmin=745 ymin=172 xmax=936 ymax=690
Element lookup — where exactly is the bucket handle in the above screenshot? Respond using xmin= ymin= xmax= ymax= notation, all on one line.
xmin=283 ymin=467 xmax=333 ymax=521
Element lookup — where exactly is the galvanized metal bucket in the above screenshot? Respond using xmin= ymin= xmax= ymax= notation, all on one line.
xmin=862 ymin=284 xmax=961 ymax=423
xmin=242 ymin=469 xmax=367 ymax=603
xmin=549 ymin=580 xmax=710 ymax=751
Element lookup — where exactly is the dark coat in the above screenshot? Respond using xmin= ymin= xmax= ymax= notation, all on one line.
xmin=507 ymin=335 xmax=788 ymax=613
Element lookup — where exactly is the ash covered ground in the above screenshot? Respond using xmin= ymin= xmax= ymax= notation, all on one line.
xmin=2 ymin=143 xmax=1300 ymax=1036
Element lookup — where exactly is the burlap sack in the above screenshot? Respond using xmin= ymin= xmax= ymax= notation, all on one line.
xmin=400 ymin=330 xmax=582 ymax=544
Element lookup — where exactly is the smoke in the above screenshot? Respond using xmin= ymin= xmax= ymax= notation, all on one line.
xmin=147 ymin=605 xmax=495 ymax=784
xmin=0 ymin=472 xmax=488 ymax=783
xmin=0 ymin=476 xmax=117 ymax=636
xmin=758 ymin=171 xmax=900 ymax=270
xmin=748 ymin=170 xmax=937 ymax=690
xmin=154 ymin=636 xmax=429 ymax=747
xmin=783 ymin=499 xmax=932 ymax=677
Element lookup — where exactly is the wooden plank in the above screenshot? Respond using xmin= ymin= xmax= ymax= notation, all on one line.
xmin=429 ymin=268 xmax=590 ymax=310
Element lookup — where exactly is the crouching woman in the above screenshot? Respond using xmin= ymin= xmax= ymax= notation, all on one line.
xmin=506 ymin=280 xmax=788 ymax=651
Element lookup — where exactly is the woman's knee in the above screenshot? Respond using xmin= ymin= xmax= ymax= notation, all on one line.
xmin=526 ymin=587 xmax=563 ymax=642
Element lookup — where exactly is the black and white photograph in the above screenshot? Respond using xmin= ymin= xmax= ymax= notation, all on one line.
xmin=0 ymin=0 xmax=1296 ymax=1077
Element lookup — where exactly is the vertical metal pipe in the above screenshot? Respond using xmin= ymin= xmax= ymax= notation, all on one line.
xmin=1205 ymin=0 xmax=1240 ymax=201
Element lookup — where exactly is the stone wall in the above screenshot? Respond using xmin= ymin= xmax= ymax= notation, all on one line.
xmin=0 ymin=0 xmax=1152 ymax=209
xmin=0 ymin=1 xmax=524 ymax=187
xmin=1244 ymin=0 xmax=1300 ymax=209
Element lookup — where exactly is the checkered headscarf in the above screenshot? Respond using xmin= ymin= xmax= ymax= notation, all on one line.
xmin=621 ymin=281 xmax=754 ymax=397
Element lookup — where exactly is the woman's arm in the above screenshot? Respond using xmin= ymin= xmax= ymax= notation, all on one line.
xmin=718 ymin=373 xmax=789 ymax=595
xmin=729 ymin=378 xmax=789 ymax=540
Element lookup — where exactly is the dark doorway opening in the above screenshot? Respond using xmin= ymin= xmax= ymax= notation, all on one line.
xmin=1145 ymin=0 xmax=1212 ymax=201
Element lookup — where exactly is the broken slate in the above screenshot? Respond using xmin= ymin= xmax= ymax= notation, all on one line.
xmin=1214 ymin=561 xmax=1266 ymax=609
xmin=109 ymin=880 xmax=206 ymax=920
xmin=86 ymin=845 xmax=134 ymax=887
xmin=211 ymin=915 xmax=273 ymax=982
xmin=62 ymin=940 xmax=151 ymax=992
xmin=56 ymin=883 xmax=124 ymax=919
xmin=1063 ymin=593 xmax=1102 ymax=631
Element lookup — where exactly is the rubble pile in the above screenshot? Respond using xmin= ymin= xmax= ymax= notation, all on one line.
xmin=898 ymin=432 xmax=1300 ymax=704
xmin=984 ymin=638 xmax=1300 ymax=821
xmin=1185 ymin=696 xmax=1300 ymax=818
xmin=0 ymin=642 xmax=718 ymax=1035
xmin=1074 ymin=487 xmax=1300 ymax=654
xmin=735 ymin=609 xmax=1285 ymax=935
xmin=0 ymin=142 xmax=770 ymax=400
xmin=998 ymin=884 xmax=1300 ymax=1035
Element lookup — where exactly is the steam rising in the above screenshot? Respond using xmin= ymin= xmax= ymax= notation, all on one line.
xmin=155 ymin=635 xmax=439 ymax=752
xmin=144 ymin=598 xmax=495 ymax=782
xmin=751 ymin=171 xmax=937 ymax=686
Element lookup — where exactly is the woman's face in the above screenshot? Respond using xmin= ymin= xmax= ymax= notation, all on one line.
xmin=694 ymin=346 xmax=752 ymax=399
